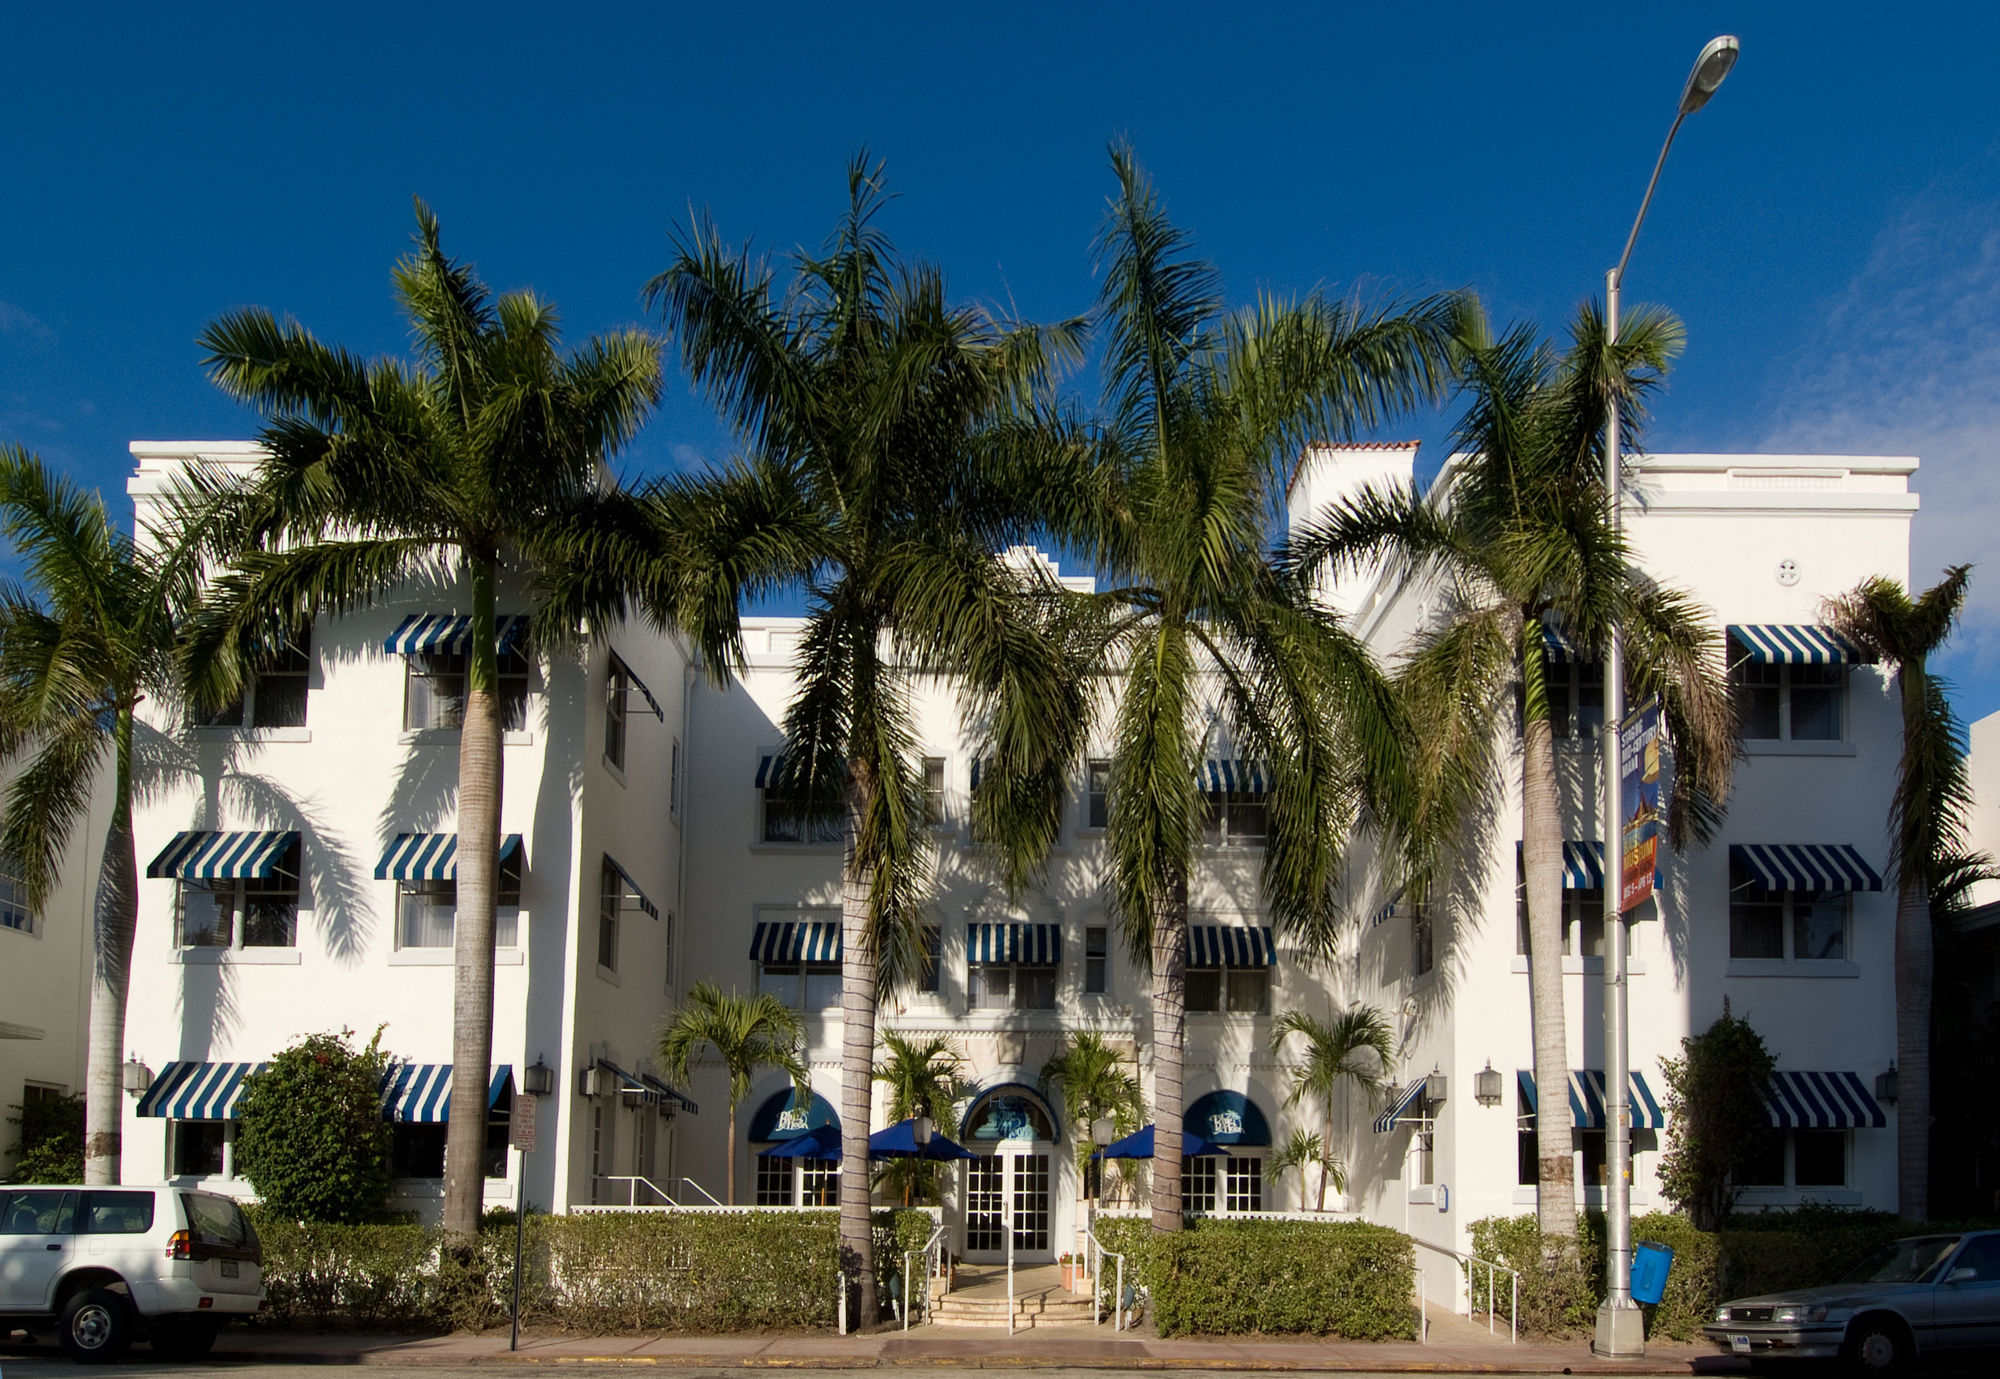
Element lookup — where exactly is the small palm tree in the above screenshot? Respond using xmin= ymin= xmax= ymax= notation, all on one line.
xmin=1824 ymin=567 xmax=1974 ymax=1222
xmin=187 ymin=202 xmax=662 ymax=1240
xmin=1268 ymin=1127 xmax=1344 ymax=1206
xmin=643 ymin=153 xmax=1088 ymax=1320
xmin=658 ymin=980 xmax=808 ymax=1206
xmin=1079 ymin=143 xmax=1466 ymax=1232
xmin=872 ymin=1030 xmax=966 ymax=1206
xmin=1038 ymin=1030 xmax=1148 ymax=1183
xmin=1288 ymin=306 xmax=1738 ymax=1239
xmin=0 ymin=447 xmax=212 ymax=1183
xmin=1269 ymin=1006 xmax=1392 ymax=1210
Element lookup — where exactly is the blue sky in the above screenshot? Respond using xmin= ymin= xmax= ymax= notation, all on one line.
xmin=6 ymin=3 xmax=2000 ymax=713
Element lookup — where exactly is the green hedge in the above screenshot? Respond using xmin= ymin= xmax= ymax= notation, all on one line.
xmin=251 ymin=1207 xmax=939 ymax=1333
xmin=1470 ymin=1209 xmax=2000 ymax=1342
xmin=1088 ymin=1217 xmax=1415 ymax=1339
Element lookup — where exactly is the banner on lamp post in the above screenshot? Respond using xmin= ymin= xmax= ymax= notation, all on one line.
xmin=1618 ymin=696 xmax=1664 ymax=914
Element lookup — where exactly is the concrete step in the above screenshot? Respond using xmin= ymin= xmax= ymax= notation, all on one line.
xmin=928 ymin=1293 xmax=1101 ymax=1329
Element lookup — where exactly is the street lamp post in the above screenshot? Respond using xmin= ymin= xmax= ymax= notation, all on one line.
xmin=1596 ymin=34 xmax=1739 ymax=1360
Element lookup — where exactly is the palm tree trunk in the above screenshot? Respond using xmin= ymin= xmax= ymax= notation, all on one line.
xmin=444 ymin=559 xmax=504 ymax=1245
xmin=83 ymin=705 xmax=137 ymax=1185
xmin=1521 ymin=684 xmax=1577 ymax=1239
xmin=839 ymin=781 xmax=879 ymax=1325
xmin=726 ymin=1100 xmax=739 ymax=1207
xmin=1895 ymin=880 xmax=1932 ymax=1221
xmin=1319 ymin=1108 xmax=1334 ymax=1212
xmin=1150 ymin=876 xmax=1189 ymax=1233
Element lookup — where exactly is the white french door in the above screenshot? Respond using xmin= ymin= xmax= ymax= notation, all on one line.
xmin=962 ymin=1148 xmax=1053 ymax=1263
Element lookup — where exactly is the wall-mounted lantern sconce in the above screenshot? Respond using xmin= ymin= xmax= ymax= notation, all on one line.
xmin=121 ymin=1057 xmax=152 ymax=1096
xmin=1474 ymin=1062 xmax=1503 ymax=1107
xmin=522 ymin=1057 xmax=554 ymax=1098
xmin=1424 ymin=1068 xmax=1447 ymax=1105
xmin=578 ymin=1066 xmax=605 ymax=1099
xmin=1875 ymin=1063 xmax=1899 ymax=1104
xmin=1091 ymin=1116 xmax=1118 ymax=1148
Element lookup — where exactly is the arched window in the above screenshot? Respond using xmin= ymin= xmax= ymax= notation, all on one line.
xmin=960 ymin=1084 xmax=1059 ymax=1143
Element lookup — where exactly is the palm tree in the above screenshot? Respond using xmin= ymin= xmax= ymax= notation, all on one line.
xmin=1080 ymin=144 xmax=1467 ymax=1233
xmin=1287 ymin=307 xmax=1738 ymax=1239
xmin=658 ymin=980 xmax=808 ymax=1206
xmin=1268 ymin=1127 xmax=1341 ymax=1206
xmin=872 ymin=1030 xmax=966 ymax=1206
xmin=1038 ymin=1030 xmax=1148 ymax=1185
xmin=1824 ymin=567 xmax=1974 ymax=1222
xmin=186 ymin=202 xmax=663 ymax=1241
xmin=0 ymin=447 xmax=214 ymax=1184
xmin=1269 ymin=1005 xmax=1393 ymax=1210
xmin=641 ymin=153 xmax=1090 ymax=1322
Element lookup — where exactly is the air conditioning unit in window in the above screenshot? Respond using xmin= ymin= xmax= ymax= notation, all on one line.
xmin=578 ymin=1066 xmax=606 ymax=1099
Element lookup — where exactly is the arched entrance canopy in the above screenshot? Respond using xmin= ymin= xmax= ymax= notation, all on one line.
xmin=747 ymin=1087 xmax=840 ymax=1142
xmin=1185 ymin=1089 xmax=1271 ymax=1147
xmin=959 ymin=1082 xmax=1060 ymax=1144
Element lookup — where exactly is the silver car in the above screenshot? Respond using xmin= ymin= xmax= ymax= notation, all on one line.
xmin=1703 ymin=1230 xmax=2000 ymax=1375
xmin=0 ymin=1185 xmax=265 ymax=1362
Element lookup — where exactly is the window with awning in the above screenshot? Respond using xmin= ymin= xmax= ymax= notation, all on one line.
xmin=1515 ymin=1069 xmax=1665 ymax=1130
xmin=1726 ymin=626 xmax=1858 ymax=743
xmin=149 ymin=832 xmax=303 ymax=951
xmin=388 ymin=614 xmax=530 ymax=732
xmin=377 ymin=833 xmax=524 ymax=949
xmin=751 ymin=910 xmax=841 ymax=1010
xmin=1197 ymin=759 xmax=1267 ymax=847
xmin=1187 ymin=925 xmax=1274 ymax=1014
xmin=1514 ymin=842 xmax=1608 ymax=960
xmin=1729 ymin=845 xmax=1879 ymax=963
xmin=968 ymin=923 xmax=1060 ymax=1011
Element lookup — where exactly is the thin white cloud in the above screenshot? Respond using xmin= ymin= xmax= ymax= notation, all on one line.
xmin=1758 ymin=162 xmax=2000 ymax=716
xmin=0 ymin=301 xmax=55 ymax=344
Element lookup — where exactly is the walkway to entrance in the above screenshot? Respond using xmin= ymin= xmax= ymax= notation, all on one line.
xmin=949 ymin=1263 xmax=1084 ymax=1301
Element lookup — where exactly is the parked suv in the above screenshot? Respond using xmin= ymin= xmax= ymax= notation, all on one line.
xmin=0 ymin=1185 xmax=264 ymax=1361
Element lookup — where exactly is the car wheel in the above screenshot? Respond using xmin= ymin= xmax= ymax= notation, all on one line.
xmin=58 ymin=1287 xmax=132 ymax=1363
xmin=151 ymin=1316 xmax=220 ymax=1360
xmin=1845 ymin=1318 xmax=1909 ymax=1377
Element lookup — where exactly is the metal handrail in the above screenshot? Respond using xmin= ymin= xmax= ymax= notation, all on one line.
xmin=903 ymin=1222 xmax=948 ymax=1331
xmin=1084 ymin=1227 xmax=1127 ymax=1331
xmin=1409 ymin=1237 xmax=1519 ymax=1344
xmin=677 ymin=1175 xmax=725 ymax=1207
xmin=600 ymin=1174 xmax=673 ymax=1207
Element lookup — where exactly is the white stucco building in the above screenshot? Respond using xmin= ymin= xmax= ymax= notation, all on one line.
xmin=1 ymin=439 xmax=1921 ymax=1298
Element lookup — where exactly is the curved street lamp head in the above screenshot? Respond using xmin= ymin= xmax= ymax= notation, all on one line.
xmin=1679 ymin=35 xmax=1740 ymax=115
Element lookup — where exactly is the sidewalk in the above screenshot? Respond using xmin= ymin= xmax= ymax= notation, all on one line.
xmin=177 ymin=1324 xmax=1742 ymax=1373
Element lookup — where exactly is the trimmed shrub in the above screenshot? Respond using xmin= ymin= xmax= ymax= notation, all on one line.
xmin=1087 ymin=1217 xmax=1414 ymax=1339
xmin=5 ymin=1090 xmax=83 ymax=1183
xmin=237 ymin=1029 xmax=394 ymax=1224
xmin=1468 ymin=1213 xmax=1600 ymax=1337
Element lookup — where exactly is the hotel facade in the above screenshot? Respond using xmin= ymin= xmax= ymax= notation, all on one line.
xmin=2 ymin=440 xmax=1918 ymax=1299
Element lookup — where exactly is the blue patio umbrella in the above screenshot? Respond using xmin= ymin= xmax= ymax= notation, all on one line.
xmin=756 ymin=1123 xmax=842 ymax=1159
xmin=869 ymin=1117 xmax=977 ymax=1161
xmin=1090 ymin=1124 xmax=1221 ymax=1160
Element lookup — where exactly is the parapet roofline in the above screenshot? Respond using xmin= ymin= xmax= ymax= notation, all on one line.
xmin=1285 ymin=441 xmax=1422 ymax=499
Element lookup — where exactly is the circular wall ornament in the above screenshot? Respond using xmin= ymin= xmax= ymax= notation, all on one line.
xmin=1775 ymin=557 xmax=1800 ymax=587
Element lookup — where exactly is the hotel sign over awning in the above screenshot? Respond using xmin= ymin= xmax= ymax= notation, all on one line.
xmin=1618 ymin=696 xmax=1664 ymax=914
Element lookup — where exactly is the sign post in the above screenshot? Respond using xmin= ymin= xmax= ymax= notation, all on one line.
xmin=508 ymin=1091 xmax=538 ymax=1352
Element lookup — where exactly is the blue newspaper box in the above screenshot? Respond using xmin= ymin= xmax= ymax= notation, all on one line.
xmin=1630 ymin=1241 xmax=1673 ymax=1305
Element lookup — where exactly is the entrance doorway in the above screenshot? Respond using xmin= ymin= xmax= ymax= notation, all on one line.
xmin=965 ymin=1150 xmax=1052 ymax=1262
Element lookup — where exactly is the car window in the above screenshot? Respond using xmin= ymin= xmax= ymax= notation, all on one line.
xmin=0 ymin=1189 xmax=74 ymax=1235
xmin=1948 ymin=1235 xmax=2000 ymax=1282
xmin=77 ymin=1191 xmax=155 ymax=1234
xmin=180 ymin=1191 xmax=254 ymax=1248
xmin=1842 ymin=1236 xmax=1962 ymax=1285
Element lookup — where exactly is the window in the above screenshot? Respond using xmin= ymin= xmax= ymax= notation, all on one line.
xmin=1183 ymin=1156 xmax=1218 ymax=1213
xmin=761 ymin=763 xmax=843 ymax=844
xmin=1516 ymin=865 xmax=1605 ymax=958
xmin=604 ymin=659 xmax=630 ymax=770
xmin=198 ymin=634 xmax=311 ymax=729
xmin=177 ymin=861 xmax=301 ymax=950
xmin=1416 ymin=1126 xmax=1436 ymax=1186
xmin=1545 ymin=659 xmax=1605 ymax=741
xmin=397 ymin=852 xmax=521 ymax=950
xmin=1199 ymin=788 xmax=1268 ymax=848
xmin=1731 ymin=643 xmax=1844 ymax=742
xmin=663 ymin=910 xmax=677 ymax=995
xmin=589 ymin=1106 xmax=604 ymax=1203
xmin=1224 ymin=1156 xmax=1263 ymax=1212
xmin=755 ymin=1155 xmax=837 ymax=1206
xmin=800 ymin=1158 xmax=838 ymax=1206
xmin=759 ymin=960 xmax=842 ymax=1009
xmin=755 ymin=1155 xmax=791 ymax=1205
xmin=404 ymin=646 xmax=529 ymax=732
xmin=918 ymin=924 xmax=942 ymax=994
xmin=1410 ymin=903 xmax=1434 ymax=977
xmin=921 ymin=757 xmax=946 ymax=826
xmin=0 ymin=1189 xmax=73 ymax=1234
xmin=170 ymin=1121 xmax=227 ymax=1177
xmin=1518 ymin=1086 xmax=1538 ymax=1186
xmin=1084 ymin=926 xmax=1109 ymax=995
xmin=1186 ymin=962 xmax=1270 ymax=1014
xmin=968 ymin=956 xmax=1057 ymax=1010
xmin=597 ymin=858 xmax=621 ymax=972
xmin=1085 ymin=759 xmax=1110 ymax=830
xmin=1729 ymin=858 xmax=1848 ymax=961
xmin=79 ymin=1191 xmax=154 ymax=1234
xmin=1 ymin=865 xmax=33 ymax=934
xmin=670 ymin=739 xmax=682 ymax=819
xmin=1743 ymin=1130 xmax=1845 ymax=1189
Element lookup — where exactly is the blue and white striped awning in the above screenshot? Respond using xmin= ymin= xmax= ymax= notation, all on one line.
xmin=1372 ymin=1079 xmax=1431 ymax=1134
xmin=1726 ymin=624 xmax=1865 ymax=665
xmin=146 ymin=831 xmax=299 ymax=880
xmin=137 ymin=1061 xmax=266 ymax=1119
xmin=1197 ymin=760 xmax=1267 ymax=794
xmin=384 ymin=613 xmax=528 ymax=657
xmin=1518 ymin=1070 xmax=1666 ymax=1131
xmin=750 ymin=920 xmax=842 ymax=964
xmin=611 ymin=655 xmax=665 ymax=721
xmin=1763 ymin=1070 xmax=1886 ymax=1129
xmin=603 ymin=855 xmax=660 ymax=920
xmin=1542 ymin=624 xmax=1590 ymax=664
xmin=1516 ymin=840 xmax=1606 ymax=890
xmin=1189 ymin=925 xmax=1276 ymax=968
xmin=1730 ymin=843 xmax=1883 ymax=893
xmin=969 ymin=922 xmax=1061 ymax=966
xmin=379 ymin=1063 xmax=514 ymax=1123
xmin=374 ymin=833 xmax=524 ymax=881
